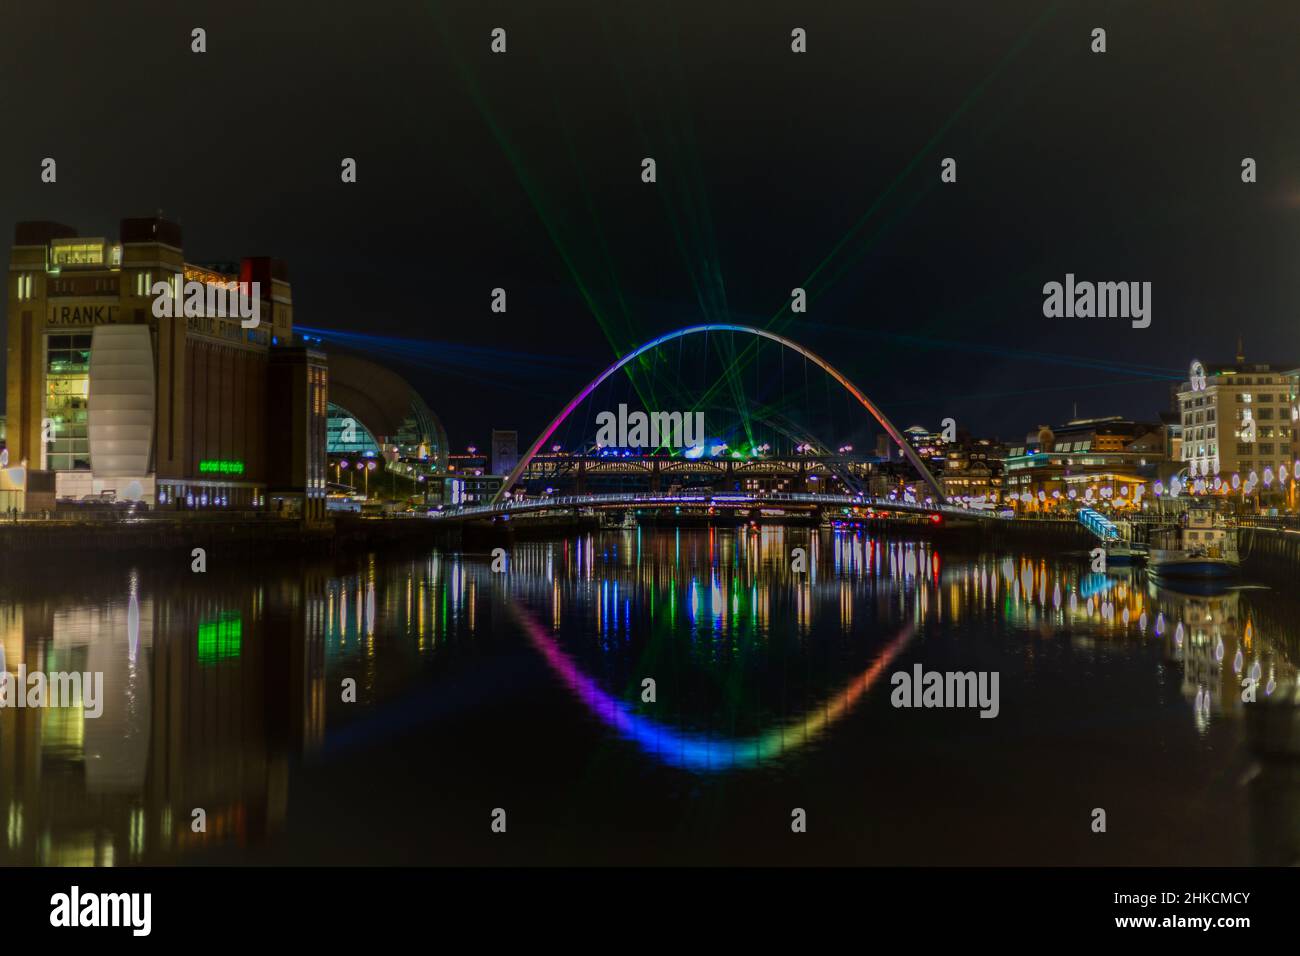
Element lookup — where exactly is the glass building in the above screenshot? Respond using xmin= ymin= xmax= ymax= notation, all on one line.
xmin=325 ymin=352 xmax=448 ymax=473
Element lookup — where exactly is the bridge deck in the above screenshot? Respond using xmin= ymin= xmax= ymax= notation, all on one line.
xmin=428 ymin=491 xmax=1002 ymax=522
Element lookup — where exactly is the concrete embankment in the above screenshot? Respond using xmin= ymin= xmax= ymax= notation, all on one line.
xmin=1238 ymin=525 xmax=1300 ymax=574
xmin=965 ymin=517 xmax=1095 ymax=550
xmin=0 ymin=514 xmax=472 ymax=559
xmin=864 ymin=516 xmax=1095 ymax=551
xmin=0 ymin=516 xmax=337 ymax=559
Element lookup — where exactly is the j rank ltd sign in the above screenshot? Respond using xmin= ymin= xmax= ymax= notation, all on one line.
xmin=46 ymin=301 xmax=122 ymax=326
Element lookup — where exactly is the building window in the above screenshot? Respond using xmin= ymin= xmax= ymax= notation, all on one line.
xmin=44 ymin=333 xmax=92 ymax=471
xmin=49 ymin=240 xmax=105 ymax=267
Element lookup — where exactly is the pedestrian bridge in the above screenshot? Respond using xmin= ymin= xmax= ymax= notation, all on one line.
xmin=493 ymin=323 xmax=952 ymax=506
xmin=1077 ymin=507 xmax=1122 ymax=541
xmin=427 ymin=491 xmax=1003 ymax=523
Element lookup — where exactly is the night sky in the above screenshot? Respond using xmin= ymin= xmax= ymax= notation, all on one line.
xmin=3 ymin=0 xmax=1300 ymax=449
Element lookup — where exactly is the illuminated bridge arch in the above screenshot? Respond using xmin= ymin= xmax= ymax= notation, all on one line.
xmin=496 ymin=324 xmax=946 ymax=504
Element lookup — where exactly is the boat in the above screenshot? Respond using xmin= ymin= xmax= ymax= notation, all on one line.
xmin=1147 ymin=507 xmax=1240 ymax=579
xmin=1104 ymin=539 xmax=1144 ymax=565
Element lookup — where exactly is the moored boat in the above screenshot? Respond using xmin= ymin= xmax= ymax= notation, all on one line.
xmin=1148 ymin=506 xmax=1239 ymax=579
xmin=1104 ymin=536 xmax=1145 ymax=565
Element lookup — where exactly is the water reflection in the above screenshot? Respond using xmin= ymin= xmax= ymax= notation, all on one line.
xmin=512 ymin=599 xmax=914 ymax=771
xmin=0 ymin=526 xmax=1296 ymax=864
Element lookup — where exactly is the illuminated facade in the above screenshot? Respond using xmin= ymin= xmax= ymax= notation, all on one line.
xmin=3 ymin=217 xmax=326 ymax=516
xmin=1002 ymin=416 xmax=1171 ymax=508
xmin=1177 ymin=356 xmax=1297 ymax=486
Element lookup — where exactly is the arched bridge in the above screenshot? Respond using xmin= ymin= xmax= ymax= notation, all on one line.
xmin=492 ymin=323 xmax=947 ymax=505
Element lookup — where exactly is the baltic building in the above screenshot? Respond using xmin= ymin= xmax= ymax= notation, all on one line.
xmin=3 ymin=217 xmax=327 ymax=518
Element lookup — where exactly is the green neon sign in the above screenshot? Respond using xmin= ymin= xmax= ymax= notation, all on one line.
xmin=199 ymin=459 xmax=245 ymax=475
xmin=197 ymin=612 xmax=242 ymax=665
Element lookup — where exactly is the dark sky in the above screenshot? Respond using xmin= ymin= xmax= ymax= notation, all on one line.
xmin=3 ymin=0 xmax=1300 ymax=450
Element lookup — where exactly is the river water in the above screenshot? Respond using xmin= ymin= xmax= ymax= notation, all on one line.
xmin=1 ymin=526 xmax=1295 ymax=865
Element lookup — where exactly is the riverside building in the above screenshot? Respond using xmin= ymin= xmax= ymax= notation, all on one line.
xmin=1177 ymin=354 xmax=1297 ymax=485
xmin=3 ymin=217 xmax=327 ymax=518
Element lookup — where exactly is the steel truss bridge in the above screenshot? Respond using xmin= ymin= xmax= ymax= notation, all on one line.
xmin=518 ymin=451 xmax=881 ymax=496
xmin=428 ymin=491 xmax=998 ymax=523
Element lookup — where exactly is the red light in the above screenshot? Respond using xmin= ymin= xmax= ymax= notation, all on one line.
xmin=929 ymin=513 xmax=942 ymax=524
